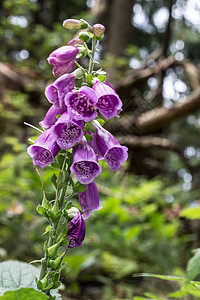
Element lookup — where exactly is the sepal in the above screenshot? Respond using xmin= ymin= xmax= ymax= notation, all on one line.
xmin=37 ymin=205 xmax=47 ymax=217
xmin=49 ymin=252 xmax=65 ymax=269
xmin=47 ymin=241 xmax=61 ymax=258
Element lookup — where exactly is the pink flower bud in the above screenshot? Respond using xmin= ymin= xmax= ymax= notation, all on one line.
xmin=92 ymin=24 xmax=105 ymax=38
xmin=63 ymin=19 xmax=89 ymax=30
xmin=63 ymin=19 xmax=82 ymax=30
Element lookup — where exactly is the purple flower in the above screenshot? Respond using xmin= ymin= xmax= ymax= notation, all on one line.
xmin=92 ymin=80 xmax=122 ymax=119
xmin=45 ymin=74 xmax=75 ymax=108
xmin=27 ymin=129 xmax=60 ymax=169
xmin=92 ymin=121 xmax=128 ymax=171
xmin=79 ymin=181 xmax=101 ymax=219
xmin=67 ymin=210 xmax=86 ymax=248
xmin=47 ymin=46 xmax=79 ymax=77
xmin=39 ymin=105 xmax=67 ymax=130
xmin=70 ymin=137 xmax=102 ymax=184
xmin=52 ymin=112 xmax=84 ymax=150
xmin=65 ymin=86 xmax=98 ymax=122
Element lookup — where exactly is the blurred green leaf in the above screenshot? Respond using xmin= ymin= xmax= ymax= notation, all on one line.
xmin=186 ymin=248 xmax=200 ymax=281
xmin=180 ymin=206 xmax=200 ymax=220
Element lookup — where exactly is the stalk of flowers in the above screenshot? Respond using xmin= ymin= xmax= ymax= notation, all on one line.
xmin=27 ymin=18 xmax=128 ymax=299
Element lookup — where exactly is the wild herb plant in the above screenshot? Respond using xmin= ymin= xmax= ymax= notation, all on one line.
xmin=26 ymin=18 xmax=128 ymax=298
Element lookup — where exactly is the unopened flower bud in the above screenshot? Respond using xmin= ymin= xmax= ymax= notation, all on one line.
xmin=63 ymin=19 xmax=82 ymax=30
xmin=79 ymin=32 xmax=90 ymax=43
xmin=92 ymin=24 xmax=105 ymax=38
xmin=63 ymin=19 xmax=89 ymax=30
xmin=68 ymin=207 xmax=79 ymax=218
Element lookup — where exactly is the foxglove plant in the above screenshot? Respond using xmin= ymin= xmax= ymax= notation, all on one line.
xmin=26 ymin=18 xmax=128 ymax=299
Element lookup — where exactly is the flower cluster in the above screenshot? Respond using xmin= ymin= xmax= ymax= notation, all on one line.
xmin=27 ymin=19 xmax=128 ymax=250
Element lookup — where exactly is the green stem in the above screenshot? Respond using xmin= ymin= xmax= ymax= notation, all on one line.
xmin=38 ymin=151 xmax=69 ymax=293
xmin=88 ymin=38 xmax=96 ymax=74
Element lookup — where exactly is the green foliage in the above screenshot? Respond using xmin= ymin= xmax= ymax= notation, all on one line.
xmin=0 ymin=260 xmax=39 ymax=295
xmin=186 ymin=249 xmax=200 ymax=281
xmin=0 ymin=288 xmax=48 ymax=300
xmin=0 ymin=260 xmax=61 ymax=299
xmin=180 ymin=206 xmax=200 ymax=220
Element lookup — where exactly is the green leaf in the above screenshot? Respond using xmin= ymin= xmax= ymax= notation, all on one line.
xmin=0 ymin=260 xmax=39 ymax=295
xmin=97 ymin=74 xmax=106 ymax=82
xmin=50 ymin=173 xmax=57 ymax=189
xmin=42 ymin=225 xmax=52 ymax=235
xmin=186 ymin=248 xmax=200 ymax=280
xmin=86 ymin=74 xmax=93 ymax=83
xmin=88 ymin=32 xmax=94 ymax=38
xmin=74 ymin=182 xmax=87 ymax=193
xmin=0 ymin=288 xmax=48 ymax=300
xmin=180 ymin=206 xmax=200 ymax=220
xmin=42 ymin=194 xmax=51 ymax=210
xmin=66 ymin=201 xmax=72 ymax=209
xmin=51 ymin=162 xmax=60 ymax=169
xmin=85 ymin=123 xmax=90 ymax=132
xmin=133 ymin=273 xmax=185 ymax=282
xmin=144 ymin=292 xmax=163 ymax=299
xmin=96 ymin=118 xmax=105 ymax=126
xmin=167 ymin=290 xmax=188 ymax=298
xmin=85 ymin=134 xmax=93 ymax=142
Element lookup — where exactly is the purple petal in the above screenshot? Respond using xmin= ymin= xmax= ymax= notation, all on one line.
xmin=45 ymin=74 xmax=75 ymax=108
xmin=68 ymin=37 xmax=84 ymax=46
xmin=52 ymin=112 xmax=83 ymax=149
xmin=92 ymin=81 xmax=122 ymax=119
xmin=79 ymin=181 xmax=101 ymax=219
xmin=70 ymin=137 xmax=102 ymax=184
xmin=105 ymin=146 xmax=128 ymax=171
xmin=47 ymin=46 xmax=78 ymax=66
xmin=92 ymin=121 xmax=128 ymax=171
xmin=27 ymin=129 xmax=60 ymax=169
xmin=65 ymin=86 xmax=98 ymax=122
xmin=39 ymin=105 xmax=67 ymax=129
xmin=67 ymin=210 xmax=86 ymax=248
xmin=53 ymin=60 xmax=77 ymax=77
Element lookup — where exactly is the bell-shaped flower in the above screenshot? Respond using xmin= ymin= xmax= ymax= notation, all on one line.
xmin=92 ymin=80 xmax=122 ymax=119
xmin=65 ymin=86 xmax=98 ymax=122
xmin=92 ymin=121 xmax=128 ymax=171
xmin=67 ymin=210 xmax=86 ymax=248
xmin=70 ymin=137 xmax=102 ymax=184
xmin=27 ymin=129 xmax=60 ymax=169
xmin=47 ymin=45 xmax=78 ymax=77
xmin=52 ymin=112 xmax=84 ymax=150
xmin=45 ymin=73 xmax=75 ymax=108
xmin=39 ymin=104 xmax=67 ymax=130
xmin=79 ymin=181 xmax=101 ymax=220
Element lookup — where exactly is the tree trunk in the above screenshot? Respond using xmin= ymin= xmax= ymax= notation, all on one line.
xmin=106 ymin=0 xmax=135 ymax=56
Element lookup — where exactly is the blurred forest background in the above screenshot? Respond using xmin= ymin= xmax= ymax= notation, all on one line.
xmin=1 ymin=0 xmax=200 ymax=299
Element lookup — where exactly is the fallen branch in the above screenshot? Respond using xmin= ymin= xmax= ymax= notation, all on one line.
xmin=115 ymin=56 xmax=176 ymax=91
xmin=111 ymin=87 xmax=200 ymax=134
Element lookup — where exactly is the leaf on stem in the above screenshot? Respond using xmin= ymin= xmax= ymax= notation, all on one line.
xmin=50 ymin=173 xmax=58 ymax=189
